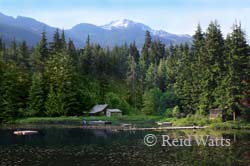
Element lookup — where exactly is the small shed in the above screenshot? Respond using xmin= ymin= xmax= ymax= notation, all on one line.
xmin=106 ymin=109 xmax=122 ymax=117
xmin=209 ymin=108 xmax=221 ymax=120
xmin=89 ymin=104 xmax=108 ymax=116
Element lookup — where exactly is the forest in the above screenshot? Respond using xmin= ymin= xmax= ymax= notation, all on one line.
xmin=0 ymin=21 xmax=249 ymax=123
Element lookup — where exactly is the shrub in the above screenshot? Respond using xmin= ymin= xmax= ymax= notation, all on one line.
xmin=104 ymin=92 xmax=130 ymax=114
xmin=172 ymin=106 xmax=181 ymax=118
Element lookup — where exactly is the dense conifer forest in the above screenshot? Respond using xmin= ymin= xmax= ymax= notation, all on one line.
xmin=0 ymin=21 xmax=249 ymax=123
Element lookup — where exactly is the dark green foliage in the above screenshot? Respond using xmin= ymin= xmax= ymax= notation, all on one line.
xmin=156 ymin=59 xmax=167 ymax=92
xmin=67 ymin=39 xmax=78 ymax=66
xmin=145 ymin=63 xmax=157 ymax=90
xmin=45 ymin=51 xmax=80 ymax=116
xmin=0 ymin=63 xmax=28 ymax=122
xmin=50 ymin=28 xmax=63 ymax=54
xmin=104 ymin=92 xmax=130 ymax=115
xmin=45 ymin=86 xmax=65 ymax=116
xmin=17 ymin=41 xmax=29 ymax=70
xmin=126 ymin=54 xmax=140 ymax=108
xmin=142 ymin=88 xmax=162 ymax=115
xmin=80 ymin=35 xmax=92 ymax=74
xmin=9 ymin=39 xmax=18 ymax=61
xmin=0 ymin=23 xmax=250 ymax=122
xmin=202 ymin=21 xmax=225 ymax=112
xmin=30 ymin=31 xmax=48 ymax=72
xmin=141 ymin=30 xmax=151 ymax=68
xmin=174 ymin=44 xmax=194 ymax=114
xmin=28 ymin=72 xmax=45 ymax=116
xmin=142 ymin=87 xmax=179 ymax=116
xmin=129 ymin=41 xmax=140 ymax=63
xmin=221 ymin=24 xmax=250 ymax=120
xmin=149 ymin=40 xmax=165 ymax=64
xmin=39 ymin=31 xmax=49 ymax=60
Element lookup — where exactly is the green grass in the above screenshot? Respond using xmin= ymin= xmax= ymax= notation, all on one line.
xmin=11 ymin=115 xmax=250 ymax=129
xmin=12 ymin=115 xmax=161 ymax=127
xmin=209 ymin=120 xmax=250 ymax=130
xmin=159 ymin=115 xmax=211 ymax=126
xmin=13 ymin=116 xmax=82 ymax=125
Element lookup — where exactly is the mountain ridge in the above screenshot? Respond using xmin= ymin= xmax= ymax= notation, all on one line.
xmin=0 ymin=12 xmax=192 ymax=48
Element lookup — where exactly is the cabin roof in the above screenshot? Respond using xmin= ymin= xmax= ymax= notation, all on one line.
xmin=107 ymin=109 xmax=122 ymax=113
xmin=89 ymin=104 xmax=108 ymax=114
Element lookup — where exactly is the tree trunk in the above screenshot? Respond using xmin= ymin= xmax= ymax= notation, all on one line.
xmin=233 ymin=111 xmax=236 ymax=121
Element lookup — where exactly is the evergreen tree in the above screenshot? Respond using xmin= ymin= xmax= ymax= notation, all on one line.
xmin=60 ymin=30 xmax=67 ymax=50
xmin=45 ymin=86 xmax=65 ymax=116
xmin=67 ymin=39 xmax=78 ymax=66
xmin=28 ymin=72 xmax=45 ymax=116
xmin=17 ymin=41 xmax=29 ymax=70
xmin=191 ymin=24 xmax=206 ymax=114
xmin=0 ymin=63 xmax=25 ymax=122
xmin=145 ymin=63 xmax=157 ymax=90
xmin=138 ymin=55 xmax=147 ymax=106
xmin=80 ymin=35 xmax=92 ymax=74
xmin=129 ymin=41 xmax=140 ymax=64
xmin=30 ymin=31 xmax=49 ymax=72
xmin=222 ymin=24 xmax=250 ymax=120
xmin=39 ymin=31 xmax=49 ymax=60
xmin=142 ymin=88 xmax=161 ymax=115
xmin=156 ymin=59 xmax=167 ymax=92
xmin=149 ymin=40 xmax=165 ymax=64
xmin=165 ymin=45 xmax=179 ymax=87
xmin=200 ymin=21 xmax=224 ymax=113
xmin=45 ymin=51 xmax=80 ymax=116
xmin=50 ymin=29 xmax=61 ymax=54
xmin=9 ymin=39 xmax=18 ymax=62
xmin=126 ymin=54 xmax=138 ymax=108
xmin=141 ymin=30 xmax=151 ymax=67
xmin=0 ymin=37 xmax=6 ymax=62
xmin=174 ymin=44 xmax=193 ymax=114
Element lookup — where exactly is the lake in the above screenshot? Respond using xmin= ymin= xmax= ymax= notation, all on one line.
xmin=0 ymin=125 xmax=249 ymax=166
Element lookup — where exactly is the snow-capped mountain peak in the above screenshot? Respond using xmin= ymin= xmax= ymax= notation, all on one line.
xmin=101 ymin=19 xmax=137 ymax=30
xmin=100 ymin=19 xmax=191 ymax=39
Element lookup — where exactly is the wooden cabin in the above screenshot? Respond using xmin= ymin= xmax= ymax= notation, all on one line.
xmin=89 ymin=104 xmax=122 ymax=117
xmin=106 ymin=109 xmax=122 ymax=117
xmin=89 ymin=104 xmax=108 ymax=116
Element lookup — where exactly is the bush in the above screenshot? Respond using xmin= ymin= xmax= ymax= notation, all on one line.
xmin=104 ymin=92 xmax=130 ymax=114
xmin=161 ymin=88 xmax=179 ymax=109
xmin=164 ymin=108 xmax=173 ymax=117
xmin=172 ymin=106 xmax=181 ymax=118
xmin=142 ymin=88 xmax=179 ymax=115
xmin=142 ymin=88 xmax=161 ymax=115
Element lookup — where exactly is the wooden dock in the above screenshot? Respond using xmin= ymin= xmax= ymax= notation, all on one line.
xmin=119 ymin=126 xmax=207 ymax=131
xmin=81 ymin=125 xmax=207 ymax=131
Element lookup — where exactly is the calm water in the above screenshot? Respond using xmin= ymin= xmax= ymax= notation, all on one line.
xmin=0 ymin=125 xmax=249 ymax=166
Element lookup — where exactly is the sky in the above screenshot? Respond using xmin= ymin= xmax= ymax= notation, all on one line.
xmin=0 ymin=0 xmax=250 ymax=36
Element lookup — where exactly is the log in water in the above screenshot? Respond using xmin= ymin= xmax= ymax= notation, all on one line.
xmin=13 ymin=130 xmax=38 ymax=135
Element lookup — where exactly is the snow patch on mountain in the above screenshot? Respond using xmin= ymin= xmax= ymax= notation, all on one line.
xmin=101 ymin=19 xmax=135 ymax=30
xmin=101 ymin=19 xmax=191 ymax=38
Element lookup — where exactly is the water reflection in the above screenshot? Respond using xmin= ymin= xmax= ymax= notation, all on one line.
xmin=0 ymin=125 xmax=249 ymax=166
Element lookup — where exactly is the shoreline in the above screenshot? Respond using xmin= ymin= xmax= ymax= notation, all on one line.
xmin=4 ymin=116 xmax=250 ymax=130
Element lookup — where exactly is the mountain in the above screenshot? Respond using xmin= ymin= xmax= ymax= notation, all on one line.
xmin=0 ymin=13 xmax=57 ymax=46
xmin=101 ymin=19 xmax=150 ymax=30
xmin=0 ymin=13 xmax=192 ymax=48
